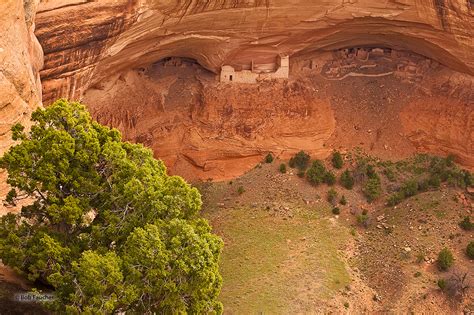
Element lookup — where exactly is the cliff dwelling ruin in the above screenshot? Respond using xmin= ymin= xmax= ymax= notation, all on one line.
xmin=220 ymin=55 xmax=289 ymax=83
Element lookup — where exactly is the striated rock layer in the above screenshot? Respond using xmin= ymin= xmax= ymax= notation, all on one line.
xmin=83 ymin=61 xmax=336 ymax=180
xmin=0 ymin=0 xmax=43 ymax=155
xmin=36 ymin=0 xmax=474 ymax=105
xmin=82 ymin=53 xmax=473 ymax=180
xmin=0 ymin=0 xmax=43 ymax=210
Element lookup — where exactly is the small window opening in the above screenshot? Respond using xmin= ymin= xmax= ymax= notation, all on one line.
xmin=229 ymin=75 xmax=233 ymax=81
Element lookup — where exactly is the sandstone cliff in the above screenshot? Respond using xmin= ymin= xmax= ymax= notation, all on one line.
xmin=0 ymin=0 xmax=43 ymax=155
xmin=36 ymin=0 xmax=474 ymax=105
xmin=0 ymin=0 xmax=43 ymax=209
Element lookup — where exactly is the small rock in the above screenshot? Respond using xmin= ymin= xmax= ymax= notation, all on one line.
xmin=373 ymin=294 xmax=382 ymax=302
xmin=404 ymin=247 xmax=412 ymax=253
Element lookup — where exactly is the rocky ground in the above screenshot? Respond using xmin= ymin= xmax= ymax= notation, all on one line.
xmin=198 ymin=151 xmax=474 ymax=314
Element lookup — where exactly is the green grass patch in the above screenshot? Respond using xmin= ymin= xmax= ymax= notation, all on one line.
xmin=206 ymin=206 xmax=350 ymax=313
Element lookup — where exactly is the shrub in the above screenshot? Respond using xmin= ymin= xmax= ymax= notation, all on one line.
xmin=306 ymin=160 xmax=326 ymax=185
xmin=279 ymin=163 xmax=287 ymax=173
xmin=459 ymin=216 xmax=474 ymax=231
xmin=386 ymin=179 xmax=421 ymax=206
xmin=428 ymin=174 xmax=441 ymax=188
xmin=265 ymin=153 xmax=274 ymax=163
xmin=417 ymin=179 xmax=430 ymax=192
xmin=340 ymin=170 xmax=354 ymax=189
xmin=386 ymin=192 xmax=404 ymax=206
xmin=364 ymin=177 xmax=382 ymax=203
xmin=289 ymin=151 xmax=310 ymax=171
xmin=401 ymin=180 xmax=418 ymax=198
xmin=437 ymin=247 xmax=454 ymax=271
xmin=332 ymin=207 xmax=340 ymax=215
xmin=0 ymin=100 xmax=223 ymax=313
xmin=353 ymin=161 xmax=369 ymax=184
xmin=366 ymin=164 xmax=377 ymax=179
xmin=467 ymin=241 xmax=474 ymax=259
xmin=416 ymin=253 xmax=425 ymax=264
xmin=297 ymin=170 xmax=306 ymax=178
xmin=429 ymin=156 xmax=467 ymax=188
xmin=438 ymin=279 xmax=447 ymax=290
xmin=463 ymin=170 xmax=473 ymax=187
xmin=357 ymin=214 xmax=370 ymax=228
xmin=324 ymin=171 xmax=336 ymax=186
xmin=383 ymin=168 xmax=396 ymax=182
xmin=327 ymin=188 xmax=338 ymax=204
xmin=237 ymin=186 xmax=245 ymax=195
xmin=331 ymin=151 xmax=343 ymax=169
xmin=339 ymin=195 xmax=347 ymax=205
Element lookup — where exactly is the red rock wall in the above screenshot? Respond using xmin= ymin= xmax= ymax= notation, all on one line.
xmin=36 ymin=0 xmax=474 ymax=104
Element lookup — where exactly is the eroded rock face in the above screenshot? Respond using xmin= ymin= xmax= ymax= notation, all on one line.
xmin=82 ymin=52 xmax=473 ymax=180
xmin=36 ymin=0 xmax=474 ymax=105
xmin=83 ymin=60 xmax=335 ymax=180
xmin=0 ymin=0 xmax=43 ymax=209
xmin=0 ymin=0 xmax=43 ymax=155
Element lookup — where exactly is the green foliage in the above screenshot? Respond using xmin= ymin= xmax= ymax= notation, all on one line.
xmin=437 ymin=248 xmax=454 ymax=271
xmin=366 ymin=164 xmax=377 ymax=179
xmin=428 ymin=174 xmax=441 ymax=188
xmin=289 ymin=151 xmax=310 ymax=171
xmin=383 ymin=168 xmax=396 ymax=182
xmin=324 ymin=171 xmax=336 ymax=186
xmin=340 ymin=170 xmax=354 ymax=190
xmin=331 ymin=151 xmax=343 ymax=169
xmin=332 ymin=207 xmax=340 ymax=215
xmin=0 ymin=100 xmax=223 ymax=314
xmin=279 ymin=163 xmax=287 ymax=174
xmin=237 ymin=186 xmax=245 ymax=195
xmin=438 ymin=279 xmax=447 ymax=290
xmin=401 ymin=180 xmax=418 ymax=198
xmin=265 ymin=153 xmax=274 ymax=163
xmin=459 ymin=216 xmax=474 ymax=231
xmin=327 ymin=188 xmax=338 ymax=205
xmin=339 ymin=195 xmax=347 ymax=205
xmin=364 ymin=177 xmax=382 ymax=203
xmin=306 ymin=160 xmax=326 ymax=186
xmin=386 ymin=192 xmax=404 ymax=207
xmin=417 ymin=179 xmax=430 ymax=192
xmin=466 ymin=241 xmax=474 ymax=259
xmin=429 ymin=156 xmax=470 ymax=188
xmin=356 ymin=214 xmax=370 ymax=228
xmin=386 ymin=176 xmax=444 ymax=206
xmin=463 ymin=170 xmax=473 ymax=187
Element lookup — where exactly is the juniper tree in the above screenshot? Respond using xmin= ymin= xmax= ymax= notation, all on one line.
xmin=0 ymin=99 xmax=223 ymax=314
